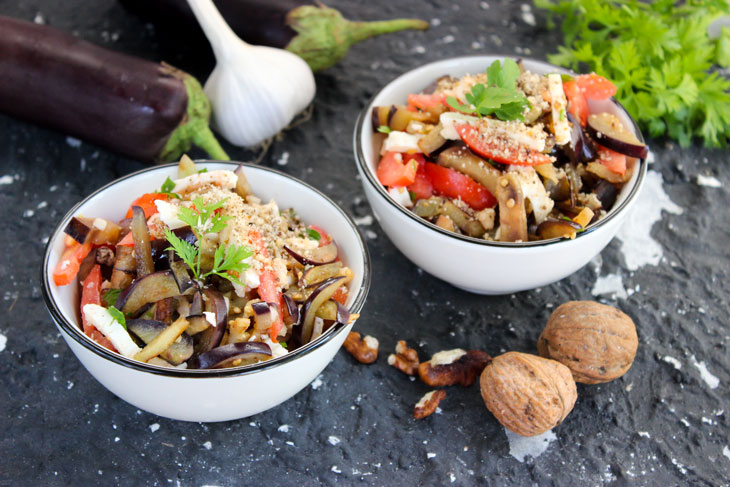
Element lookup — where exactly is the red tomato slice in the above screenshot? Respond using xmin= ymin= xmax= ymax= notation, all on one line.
xmin=406 ymin=154 xmax=433 ymax=200
xmin=308 ymin=224 xmax=332 ymax=246
xmin=80 ymin=265 xmax=116 ymax=351
xmin=332 ymin=286 xmax=348 ymax=306
xmin=455 ymin=124 xmax=552 ymax=166
xmin=249 ymin=228 xmax=284 ymax=342
xmin=407 ymin=93 xmax=447 ymax=111
xmin=563 ymin=80 xmax=589 ymax=127
xmin=124 ymin=193 xmax=168 ymax=219
xmin=597 ymin=146 xmax=627 ymax=175
xmin=377 ymin=151 xmax=418 ymax=187
xmin=53 ymin=240 xmax=92 ymax=286
xmin=575 ymin=73 xmax=617 ymax=100
xmin=424 ymin=162 xmax=496 ymax=210
xmin=116 ymin=229 xmax=156 ymax=247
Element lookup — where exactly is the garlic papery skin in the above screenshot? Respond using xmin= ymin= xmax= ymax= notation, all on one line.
xmin=187 ymin=0 xmax=316 ymax=147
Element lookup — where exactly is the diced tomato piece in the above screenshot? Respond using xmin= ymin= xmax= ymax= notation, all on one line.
xmin=424 ymin=162 xmax=496 ymax=210
xmin=597 ymin=146 xmax=627 ymax=175
xmin=80 ymin=265 xmax=116 ymax=351
xmin=377 ymin=151 xmax=418 ymax=187
xmin=249 ymin=228 xmax=284 ymax=342
xmin=332 ymin=286 xmax=348 ymax=306
xmin=53 ymin=240 xmax=92 ymax=286
xmin=116 ymin=229 xmax=156 ymax=247
xmin=575 ymin=73 xmax=617 ymax=100
xmin=124 ymin=193 xmax=168 ymax=219
xmin=406 ymin=156 xmax=433 ymax=200
xmin=455 ymin=124 xmax=552 ymax=166
xmin=308 ymin=224 xmax=332 ymax=246
xmin=407 ymin=93 xmax=447 ymax=111
xmin=563 ymin=80 xmax=589 ymax=127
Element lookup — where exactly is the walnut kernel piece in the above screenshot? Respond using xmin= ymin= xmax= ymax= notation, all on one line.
xmin=537 ymin=301 xmax=638 ymax=384
xmin=343 ymin=331 xmax=379 ymax=364
xmin=387 ymin=340 xmax=420 ymax=375
xmin=413 ymin=390 xmax=447 ymax=419
xmin=418 ymin=349 xmax=491 ymax=387
xmin=480 ymin=351 xmax=577 ymax=437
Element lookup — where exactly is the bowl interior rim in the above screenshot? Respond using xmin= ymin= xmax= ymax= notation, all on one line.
xmin=41 ymin=161 xmax=372 ymax=378
xmin=353 ymin=54 xmax=648 ymax=249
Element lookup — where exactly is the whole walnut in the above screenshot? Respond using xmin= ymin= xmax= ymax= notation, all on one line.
xmin=538 ymin=301 xmax=638 ymax=384
xmin=480 ymin=352 xmax=577 ymax=437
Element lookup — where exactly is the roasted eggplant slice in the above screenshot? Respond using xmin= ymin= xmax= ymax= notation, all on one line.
xmin=115 ymin=270 xmax=180 ymax=316
xmin=537 ymin=219 xmax=582 ymax=240
xmin=587 ymin=112 xmax=648 ymax=158
xmin=190 ymin=342 xmax=272 ymax=369
xmin=131 ymin=206 xmax=154 ymax=277
xmin=192 ymin=288 xmax=227 ymax=355
xmin=284 ymin=242 xmax=338 ymax=266
xmin=127 ymin=319 xmax=193 ymax=365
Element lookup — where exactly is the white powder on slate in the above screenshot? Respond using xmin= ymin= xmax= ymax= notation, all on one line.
xmin=696 ymin=175 xmax=721 ymax=188
xmin=505 ymin=428 xmax=556 ymax=462
xmin=617 ymin=170 xmax=683 ymax=271
xmin=278 ymin=424 xmax=290 ymax=433
xmin=327 ymin=436 xmax=340 ymax=446
xmin=202 ymin=441 xmax=212 ymax=450
xmin=0 ymin=333 xmax=6 ymax=352
xmin=723 ymin=446 xmax=730 ymax=460
xmin=149 ymin=423 xmax=160 ymax=432
xmin=591 ymin=273 xmax=628 ymax=300
xmin=691 ymin=355 xmax=720 ymax=389
xmin=66 ymin=136 xmax=82 ymax=148
xmin=311 ymin=375 xmax=324 ymax=390
xmin=0 ymin=175 xmax=13 ymax=185
xmin=663 ymin=356 xmax=682 ymax=370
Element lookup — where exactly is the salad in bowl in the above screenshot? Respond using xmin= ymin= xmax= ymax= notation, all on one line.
xmin=369 ymin=58 xmax=647 ymax=242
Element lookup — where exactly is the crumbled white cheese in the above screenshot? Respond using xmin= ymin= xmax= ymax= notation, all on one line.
xmin=381 ymin=131 xmax=424 ymax=154
xmin=507 ymin=166 xmax=554 ymax=224
xmin=430 ymin=348 xmax=467 ymax=366
xmin=92 ymin=218 xmax=107 ymax=231
xmin=172 ymin=170 xmax=237 ymax=195
xmin=547 ymin=74 xmax=571 ymax=145
xmin=203 ymin=312 xmax=217 ymax=327
xmin=154 ymin=199 xmax=186 ymax=230
xmin=263 ymin=336 xmax=289 ymax=358
xmin=388 ymin=187 xmax=413 ymax=208
xmin=82 ymin=304 xmax=141 ymax=358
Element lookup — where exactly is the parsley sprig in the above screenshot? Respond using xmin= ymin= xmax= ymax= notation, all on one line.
xmin=164 ymin=197 xmax=252 ymax=286
xmin=158 ymin=177 xmax=181 ymax=199
xmin=535 ymin=0 xmax=730 ymax=148
xmin=447 ymin=59 xmax=531 ymax=121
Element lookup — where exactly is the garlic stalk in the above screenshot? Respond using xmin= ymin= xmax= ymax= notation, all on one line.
xmin=187 ymin=0 xmax=316 ymax=147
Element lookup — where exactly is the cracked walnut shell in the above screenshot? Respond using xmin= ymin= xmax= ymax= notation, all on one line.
xmin=537 ymin=301 xmax=638 ymax=384
xmin=480 ymin=352 xmax=577 ymax=437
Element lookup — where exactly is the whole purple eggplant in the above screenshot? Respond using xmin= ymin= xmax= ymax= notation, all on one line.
xmin=119 ymin=0 xmax=429 ymax=71
xmin=0 ymin=15 xmax=228 ymax=162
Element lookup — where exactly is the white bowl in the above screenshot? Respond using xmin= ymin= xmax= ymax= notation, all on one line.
xmin=354 ymin=55 xmax=647 ymax=295
xmin=41 ymin=162 xmax=371 ymax=422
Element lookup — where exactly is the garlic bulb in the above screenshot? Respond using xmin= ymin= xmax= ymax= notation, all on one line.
xmin=187 ymin=0 xmax=316 ymax=147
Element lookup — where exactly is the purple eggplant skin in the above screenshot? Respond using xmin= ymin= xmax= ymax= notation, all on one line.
xmin=115 ymin=270 xmax=180 ymax=316
xmin=284 ymin=243 xmax=338 ymax=266
xmin=192 ymin=289 xmax=228 ymax=355
xmin=0 ymin=16 xmax=227 ymax=162
xmin=291 ymin=276 xmax=344 ymax=347
xmin=63 ymin=217 xmax=91 ymax=244
xmin=563 ymin=112 xmax=596 ymax=164
xmin=127 ymin=319 xmax=194 ymax=365
xmin=118 ymin=0 xmax=429 ymax=72
xmin=190 ymin=342 xmax=273 ymax=369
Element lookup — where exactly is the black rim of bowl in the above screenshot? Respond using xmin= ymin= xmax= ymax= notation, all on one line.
xmin=41 ymin=161 xmax=372 ymax=378
xmin=353 ymin=55 xmax=648 ymax=248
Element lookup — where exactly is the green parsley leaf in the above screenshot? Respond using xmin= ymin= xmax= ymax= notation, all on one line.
xmin=101 ymin=288 xmax=121 ymax=308
xmin=377 ymin=125 xmax=392 ymax=134
xmin=535 ymin=0 xmax=730 ymax=147
xmin=306 ymin=228 xmax=321 ymax=241
xmin=198 ymin=168 xmax=209 ymax=173
xmin=157 ymin=177 xmax=181 ymax=199
xmin=279 ymin=341 xmax=288 ymax=349
xmin=446 ymin=59 xmax=530 ymax=121
xmin=203 ymin=242 xmax=252 ymax=287
xmin=165 ymin=228 xmax=198 ymax=277
xmin=408 ymin=191 xmax=418 ymax=201
xmin=107 ymin=306 xmax=126 ymax=330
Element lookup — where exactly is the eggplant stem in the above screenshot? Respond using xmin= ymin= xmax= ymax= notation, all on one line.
xmin=159 ymin=68 xmax=229 ymax=162
xmin=285 ymin=5 xmax=429 ymax=72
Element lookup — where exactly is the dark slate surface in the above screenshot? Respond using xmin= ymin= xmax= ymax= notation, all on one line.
xmin=1 ymin=1 xmax=728 ymax=486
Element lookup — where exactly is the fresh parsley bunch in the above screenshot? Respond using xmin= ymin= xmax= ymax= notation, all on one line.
xmin=447 ymin=58 xmax=531 ymax=121
xmin=534 ymin=0 xmax=730 ymax=147
xmin=164 ymin=197 xmax=252 ymax=286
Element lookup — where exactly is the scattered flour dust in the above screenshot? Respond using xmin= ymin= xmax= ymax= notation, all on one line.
xmin=311 ymin=375 xmax=324 ymax=390
xmin=723 ymin=445 xmax=730 ymax=461
xmin=696 ymin=174 xmax=722 ymax=188
xmin=149 ymin=423 xmax=160 ymax=433
xmin=327 ymin=436 xmax=341 ymax=446
xmin=690 ymin=355 xmax=720 ymax=389
xmin=663 ymin=356 xmax=682 ymax=370
xmin=0 ymin=333 xmax=6 ymax=352
xmin=616 ymin=170 xmax=683 ymax=271
xmin=0 ymin=175 xmax=14 ymax=185
xmin=505 ymin=427 xmax=556 ymax=462
xmin=591 ymin=273 xmax=628 ymax=300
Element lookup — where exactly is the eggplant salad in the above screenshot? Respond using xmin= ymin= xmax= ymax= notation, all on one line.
xmin=54 ymin=157 xmax=357 ymax=369
xmin=371 ymin=58 xmax=647 ymax=242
